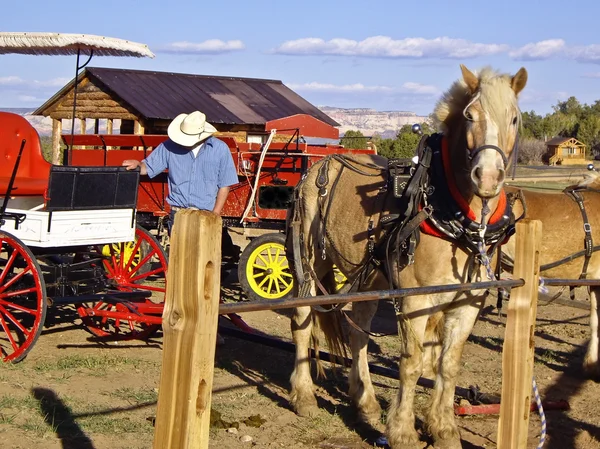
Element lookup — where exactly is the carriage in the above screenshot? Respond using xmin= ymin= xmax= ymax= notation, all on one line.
xmin=0 ymin=111 xmax=170 ymax=362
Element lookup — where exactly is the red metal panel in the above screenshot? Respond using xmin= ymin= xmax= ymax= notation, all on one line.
xmin=265 ymin=114 xmax=339 ymax=139
xmin=0 ymin=112 xmax=51 ymax=195
xmin=61 ymin=134 xmax=106 ymax=147
xmin=66 ymin=133 xmax=376 ymax=226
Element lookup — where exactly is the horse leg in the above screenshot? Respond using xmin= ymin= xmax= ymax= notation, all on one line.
xmin=290 ymin=304 xmax=319 ymax=416
xmin=427 ymin=299 xmax=483 ymax=449
xmin=422 ymin=312 xmax=444 ymax=379
xmin=348 ymin=299 xmax=382 ymax=427
xmin=584 ymin=286 xmax=600 ymax=379
xmin=386 ymin=304 xmax=429 ymax=449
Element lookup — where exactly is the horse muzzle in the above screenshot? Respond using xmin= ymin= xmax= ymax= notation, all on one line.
xmin=469 ymin=144 xmax=508 ymax=198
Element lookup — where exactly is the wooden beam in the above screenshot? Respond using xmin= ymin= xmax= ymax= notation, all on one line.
xmin=134 ymin=121 xmax=145 ymax=150
xmin=49 ymin=112 xmax=138 ymax=121
xmin=497 ymin=219 xmax=542 ymax=449
xmin=153 ymin=210 xmax=222 ymax=449
xmin=51 ymin=119 xmax=62 ymax=165
xmin=79 ymin=118 xmax=86 ymax=135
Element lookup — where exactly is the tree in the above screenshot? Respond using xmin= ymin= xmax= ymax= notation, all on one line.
xmin=521 ymin=111 xmax=544 ymax=140
xmin=578 ymin=115 xmax=600 ymax=157
xmin=339 ymin=130 xmax=368 ymax=149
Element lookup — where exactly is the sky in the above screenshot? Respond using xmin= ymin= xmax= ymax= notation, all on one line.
xmin=1 ymin=0 xmax=600 ymax=117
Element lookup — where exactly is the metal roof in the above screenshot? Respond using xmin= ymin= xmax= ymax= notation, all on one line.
xmin=35 ymin=67 xmax=339 ymax=127
xmin=545 ymin=137 xmax=570 ymax=146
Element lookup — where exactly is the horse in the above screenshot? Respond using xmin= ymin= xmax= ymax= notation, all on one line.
xmin=501 ymin=173 xmax=600 ymax=378
xmin=286 ymin=64 xmax=527 ymax=449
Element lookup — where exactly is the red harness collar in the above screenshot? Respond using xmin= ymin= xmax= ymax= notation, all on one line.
xmin=420 ymin=137 xmax=507 ymax=238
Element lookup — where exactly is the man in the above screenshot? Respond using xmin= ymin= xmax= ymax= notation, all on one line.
xmin=123 ymin=110 xmax=239 ymax=345
xmin=122 ymin=110 xmax=238 ymax=223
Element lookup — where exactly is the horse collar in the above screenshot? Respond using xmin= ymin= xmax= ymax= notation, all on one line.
xmin=420 ymin=135 xmax=514 ymax=249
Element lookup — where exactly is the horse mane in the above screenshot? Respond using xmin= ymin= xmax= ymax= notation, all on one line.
xmin=432 ymin=66 xmax=522 ymax=133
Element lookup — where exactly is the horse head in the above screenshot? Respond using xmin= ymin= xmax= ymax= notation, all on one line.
xmin=434 ymin=65 xmax=528 ymax=200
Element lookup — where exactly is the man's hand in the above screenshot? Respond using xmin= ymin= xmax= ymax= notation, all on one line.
xmin=122 ymin=159 xmax=147 ymax=175
xmin=212 ymin=186 xmax=230 ymax=215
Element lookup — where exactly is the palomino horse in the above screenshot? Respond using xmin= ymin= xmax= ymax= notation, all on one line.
xmin=502 ymin=174 xmax=600 ymax=378
xmin=287 ymin=65 xmax=527 ymax=449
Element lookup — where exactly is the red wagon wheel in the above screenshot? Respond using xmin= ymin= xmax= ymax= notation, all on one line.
xmin=76 ymin=226 xmax=167 ymax=339
xmin=0 ymin=231 xmax=47 ymax=362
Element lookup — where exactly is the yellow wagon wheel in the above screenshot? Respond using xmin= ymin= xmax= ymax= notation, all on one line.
xmin=333 ymin=266 xmax=347 ymax=292
xmin=239 ymin=233 xmax=294 ymax=301
xmin=101 ymin=241 xmax=140 ymax=267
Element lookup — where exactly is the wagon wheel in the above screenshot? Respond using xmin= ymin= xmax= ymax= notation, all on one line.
xmin=76 ymin=226 xmax=167 ymax=339
xmin=239 ymin=233 xmax=294 ymax=301
xmin=0 ymin=231 xmax=47 ymax=362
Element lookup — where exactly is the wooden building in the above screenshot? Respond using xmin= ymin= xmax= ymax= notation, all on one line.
xmin=545 ymin=136 xmax=587 ymax=165
xmin=33 ymin=67 xmax=339 ymax=164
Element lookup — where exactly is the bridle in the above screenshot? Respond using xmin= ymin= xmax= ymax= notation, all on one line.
xmin=468 ymin=144 xmax=509 ymax=168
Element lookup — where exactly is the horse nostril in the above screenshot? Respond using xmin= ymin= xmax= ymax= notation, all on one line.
xmin=474 ymin=167 xmax=483 ymax=180
xmin=497 ymin=168 xmax=505 ymax=184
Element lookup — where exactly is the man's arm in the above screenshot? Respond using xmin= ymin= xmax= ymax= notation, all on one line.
xmin=122 ymin=142 xmax=168 ymax=178
xmin=122 ymin=159 xmax=148 ymax=175
xmin=212 ymin=186 xmax=230 ymax=215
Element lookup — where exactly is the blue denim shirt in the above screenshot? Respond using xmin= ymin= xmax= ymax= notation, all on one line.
xmin=143 ymin=136 xmax=238 ymax=211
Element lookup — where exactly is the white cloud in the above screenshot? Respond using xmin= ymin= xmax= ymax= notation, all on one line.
xmin=17 ymin=95 xmax=44 ymax=102
xmin=569 ymin=44 xmax=600 ymax=64
xmin=401 ymin=82 xmax=439 ymax=95
xmin=509 ymin=39 xmax=566 ymax=60
xmin=286 ymin=81 xmax=393 ymax=93
xmin=583 ymin=72 xmax=600 ymax=78
xmin=159 ymin=39 xmax=245 ymax=54
xmin=273 ymin=36 xmax=508 ymax=59
xmin=0 ymin=76 xmax=69 ymax=89
xmin=0 ymin=76 xmax=24 ymax=85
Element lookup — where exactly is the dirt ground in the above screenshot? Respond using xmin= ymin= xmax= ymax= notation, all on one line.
xmin=1 ymin=164 xmax=600 ymax=449
xmin=1 ymin=227 xmax=600 ymax=449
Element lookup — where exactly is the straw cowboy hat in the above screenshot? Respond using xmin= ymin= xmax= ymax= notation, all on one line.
xmin=168 ymin=111 xmax=217 ymax=147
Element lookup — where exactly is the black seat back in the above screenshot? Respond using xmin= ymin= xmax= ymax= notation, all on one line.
xmin=46 ymin=166 xmax=139 ymax=211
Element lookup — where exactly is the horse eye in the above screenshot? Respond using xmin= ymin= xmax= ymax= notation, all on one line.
xmin=465 ymin=111 xmax=473 ymax=121
xmin=512 ymin=116 xmax=518 ymax=125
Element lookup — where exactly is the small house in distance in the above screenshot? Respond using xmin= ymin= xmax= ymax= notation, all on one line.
xmin=545 ymin=136 xmax=587 ymax=165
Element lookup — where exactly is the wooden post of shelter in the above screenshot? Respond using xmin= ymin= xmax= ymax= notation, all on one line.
xmin=134 ymin=120 xmax=145 ymax=151
xmin=106 ymin=119 xmax=114 ymax=149
xmin=51 ymin=118 xmax=62 ymax=165
xmin=153 ymin=209 xmax=222 ymax=449
xmin=497 ymin=219 xmax=542 ymax=448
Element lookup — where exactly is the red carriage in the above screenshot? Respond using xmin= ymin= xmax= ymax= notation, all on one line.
xmin=65 ymin=113 xmax=376 ymax=301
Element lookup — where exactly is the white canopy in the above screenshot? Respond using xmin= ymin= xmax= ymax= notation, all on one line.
xmin=0 ymin=32 xmax=154 ymax=58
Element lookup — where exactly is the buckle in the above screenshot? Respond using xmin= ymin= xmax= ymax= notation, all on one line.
xmin=584 ymin=223 xmax=592 ymax=233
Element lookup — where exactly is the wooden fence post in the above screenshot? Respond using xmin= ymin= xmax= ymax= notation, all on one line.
xmin=497 ymin=219 xmax=542 ymax=449
xmin=153 ymin=209 xmax=222 ymax=449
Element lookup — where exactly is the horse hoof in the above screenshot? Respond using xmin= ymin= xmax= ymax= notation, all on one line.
xmin=294 ymin=401 xmax=319 ymax=418
xmin=583 ymin=360 xmax=600 ymax=381
xmin=387 ymin=432 xmax=423 ymax=449
xmin=358 ymin=405 xmax=383 ymax=429
xmin=433 ymin=437 xmax=462 ymax=449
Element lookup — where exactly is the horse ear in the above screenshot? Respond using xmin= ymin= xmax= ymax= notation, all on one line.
xmin=511 ymin=67 xmax=528 ymax=96
xmin=460 ymin=64 xmax=479 ymax=93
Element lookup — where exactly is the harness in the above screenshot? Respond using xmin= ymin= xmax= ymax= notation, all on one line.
xmin=292 ymin=133 xmax=517 ymax=301
xmin=563 ymin=187 xmax=594 ymax=280
xmin=420 ymin=135 xmax=515 ymax=255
